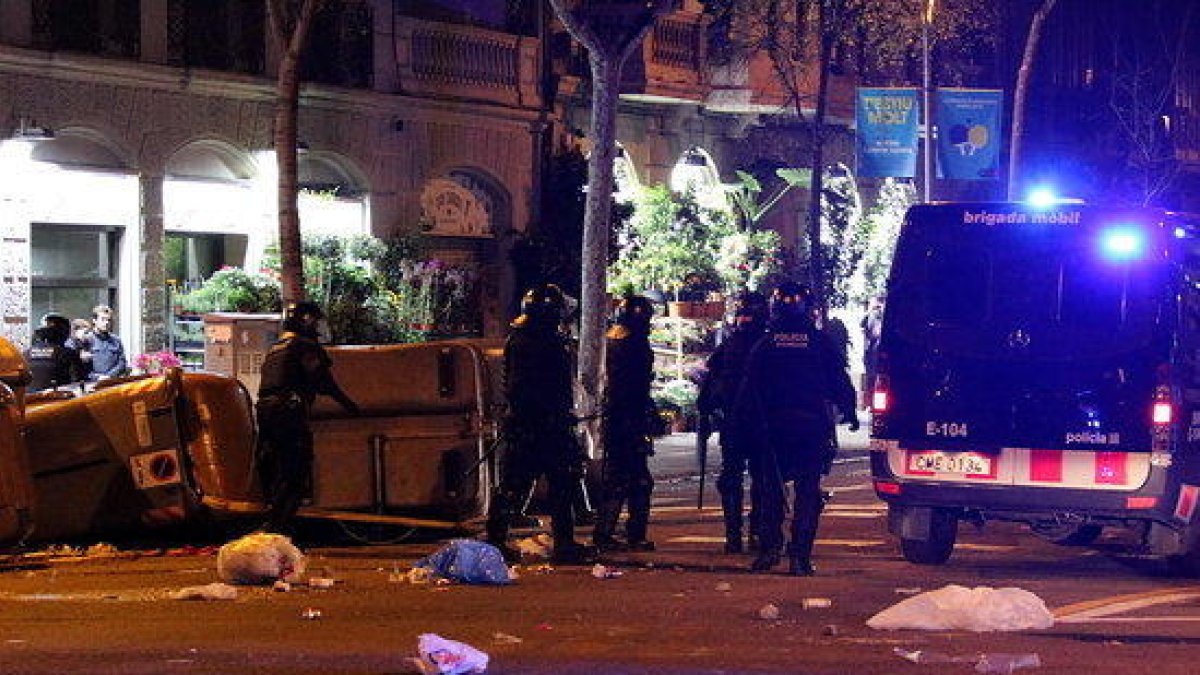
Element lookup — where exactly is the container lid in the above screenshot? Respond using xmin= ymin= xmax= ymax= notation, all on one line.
xmin=0 ymin=337 xmax=31 ymax=386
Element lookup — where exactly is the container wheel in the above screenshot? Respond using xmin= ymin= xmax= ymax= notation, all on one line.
xmin=1030 ymin=522 xmax=1102 ymax=546
xmin=899 ymin=507 xmax=957 ymax=565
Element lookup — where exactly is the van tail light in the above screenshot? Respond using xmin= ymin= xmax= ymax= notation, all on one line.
xmin=871 ymin=374 xmax=890 ymax=414
xmin=1152 ymin=401 xmax=1172 ymax=426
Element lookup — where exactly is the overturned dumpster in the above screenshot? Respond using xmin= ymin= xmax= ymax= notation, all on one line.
xmin=304 ymin=342 xmax=495 ymax=529
xmin=0 ymin=337 xmax=34 ymax=544
xmin=23 ymin=369 xmax=265 ymax=541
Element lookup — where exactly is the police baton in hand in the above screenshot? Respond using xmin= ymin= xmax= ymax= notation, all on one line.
xmin=696 ymin=414 xmax=712 ymax=509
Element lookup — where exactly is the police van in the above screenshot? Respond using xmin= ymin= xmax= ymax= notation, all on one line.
xmin=870 ymin=202 xmax=1200 ymax=571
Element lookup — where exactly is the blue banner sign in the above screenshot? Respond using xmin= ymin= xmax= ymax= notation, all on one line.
xmin=856 ymin=87 xmax=920 ymax=178
xmin=936 ymin=88 xmax=1003 ymax=180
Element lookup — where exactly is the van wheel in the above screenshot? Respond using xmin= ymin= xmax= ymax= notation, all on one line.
xmin=1031 ymin=522 xmax=1102 ymax=546
xmin=900 ymin=508 xmax=957 ymax=565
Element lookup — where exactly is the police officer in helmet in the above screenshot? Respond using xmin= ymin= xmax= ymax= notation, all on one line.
xmin=593 ymin=294 xmax=658 ymax=552
xmin=487 ymin=284 xmax=596 ymax=565
xmin=697 ymin=291 xmax=768 ymax=554
xmin=257 ymin=301 xmax=359 ymax=534
xmin=737 ymin=282 xmax=858 ymax=575
xmin=26 ymin=313 xmax=86 ymax=391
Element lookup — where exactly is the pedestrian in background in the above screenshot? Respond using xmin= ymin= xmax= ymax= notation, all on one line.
xmin=256 ymin=301 xmax=359 ymax=535
xmin=486 ymin=284 xmax=596 ymax=565
xmin=738 ymin=282 xmax=858 ymax=576
xmin=593 ymin=295 xmax=658 ymax=553
xmin=83 ymin=305 xmax=127 ymax=380
xmin=697 ymin=291 xmax=768 ymax=554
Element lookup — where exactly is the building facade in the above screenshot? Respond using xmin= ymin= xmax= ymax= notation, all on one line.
xmin=0 ymin=0 xmax=849 ymax=356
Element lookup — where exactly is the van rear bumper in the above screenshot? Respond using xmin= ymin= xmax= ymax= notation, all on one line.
xmin=870 ymin=448 xmax=1181 ymax=526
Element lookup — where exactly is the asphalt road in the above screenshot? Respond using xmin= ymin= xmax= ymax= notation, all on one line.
xmin=0 ymin=429 xmax=1198 ymax=673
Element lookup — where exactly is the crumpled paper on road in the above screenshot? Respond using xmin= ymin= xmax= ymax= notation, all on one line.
xmin=216 ymin=533 xmax=306 ymax=585
xmin=170 ymin=582 xmax=238 ymax=601
xmin=867 ymin=584 xmax=1054 ymax=632
xmin=415 ymin=633 xmax=488 ymax=674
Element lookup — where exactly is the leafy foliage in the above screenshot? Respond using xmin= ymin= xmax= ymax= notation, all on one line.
xmin=608 ymin=187 xmax=737 ymax=297
xmin=175 ymin=267 xmax=281 ymax=314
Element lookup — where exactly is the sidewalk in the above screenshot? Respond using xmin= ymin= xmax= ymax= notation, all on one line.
xmin=649 ymin=425 xmax=870 ymax=481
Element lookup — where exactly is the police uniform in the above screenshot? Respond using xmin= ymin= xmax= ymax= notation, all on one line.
xmin=593 ymin=295 xmax=657 ymax=551
xmin=256 ymin=302 xmax=358 ymax=534
xmin=697 ymin=293 xmax=767 ymax=553
xmin=486 ymin=284 xmax=594 ymax=565
xmin=26 ymin=324 xmax=86 ymax=391
xmin=738 ymin=285 xmax=858 ymax=575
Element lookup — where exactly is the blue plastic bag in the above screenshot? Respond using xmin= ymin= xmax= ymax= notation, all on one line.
xmin=414 ymin=540 xmax=513 ymax=585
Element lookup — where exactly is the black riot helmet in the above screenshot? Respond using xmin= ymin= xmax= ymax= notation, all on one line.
xmin=769 ymin=282 xmax=812 ymax=324
xmin=613 ymin=294 xmax=655 ymax=335
xmin=512 ymin=283 xmax=567 ymax=330
xmin=40 ymin=313 xmax=70 ymax=343
xmin=732 ymin=291 xmax=768 ymax=330
xmin=282 ymin=300 xmax=325 ymax=338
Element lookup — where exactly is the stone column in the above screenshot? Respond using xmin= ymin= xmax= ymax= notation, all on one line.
xmin=140 ymin=0 xmax=170 ymax=64
xmin=139 ymin=172 xmax=167 ymax=352
xmin=0 ymin=1 xmax=33 ymax=47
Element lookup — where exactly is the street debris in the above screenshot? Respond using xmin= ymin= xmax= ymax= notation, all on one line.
xmin=715 ymin=582 xmax=732 ymax=592
xmin=758 ymin=603 xmax=781 ymax=621
xmin=516 ymin=534 xmax=552 ymax=559
xmin=300 ymin=607 xmax=323 ymax=620
xmin=868 ymin=585 xmax=1054 ymax=632
xmin=893 ymin=648 xmax=1042 ymax=673
xmin=976 ymin=653 xmax=1042 ymax=673
xmin=170 ymin=582 xmax=238 ymax=601
xmin=591 ymin=564 xmax=623 ymax=579
xmin=272 ymin=581 xmax=291 ymax=593
xmin=822 ymin=625 xmax=839 ymax=636
xmin=491 ymin=632 xmax=523 ymax=644
xmin=216 ymin=533 xmax=306 ymax=585
xmin=307 ymin=577 xmax=335 ymax=589
xmin=413 ymin=540 xmax=513 ymax=585
xmin=416 ymin=633 xmax=489 ymax=674
xmin=802 ymin=598 xmax=833 ymax=610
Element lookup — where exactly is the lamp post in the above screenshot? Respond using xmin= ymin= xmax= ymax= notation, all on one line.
xmin=921 ymin=0 xmax=935 ymax=202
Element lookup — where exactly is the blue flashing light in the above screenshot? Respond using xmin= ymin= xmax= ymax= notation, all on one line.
xmin=1027 ymin=187 xmax=1058 ymax=209
xmin=1174 ymin=226 xmax=1189 ymax=239
xmin=1099 ymin=227 xmax=1146 ymax=262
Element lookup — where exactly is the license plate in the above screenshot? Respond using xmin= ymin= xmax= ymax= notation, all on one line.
xmin=907 ymin=450 xmax=994 ymax=477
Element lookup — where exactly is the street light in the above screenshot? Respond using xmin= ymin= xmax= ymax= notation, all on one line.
xmin=922 ymin=0 xmax=935 ymax=203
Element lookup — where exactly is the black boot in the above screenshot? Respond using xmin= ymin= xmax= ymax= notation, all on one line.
xmin=724 ymin=535 xmax=744 ymax=554
xmin=750 ymin=550 xmax=781 ymax=572
xmin=788 ymin=558 xmax=816 ymax=576
xmin=551 ymin=541 xmax=598 ymax=565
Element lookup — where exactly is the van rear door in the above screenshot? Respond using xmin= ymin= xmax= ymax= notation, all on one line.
xmin=878 ymin=205 xmax=1172 ymax=467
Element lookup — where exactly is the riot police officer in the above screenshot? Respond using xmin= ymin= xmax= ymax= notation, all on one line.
xmin=26 ymin=314 xmax=86 ymax=391
xmin=697 ymin=291 xmax=768 ymax=554
xmin=593 ymin=294 xmax=658 ymax=552
xmin=257 ymin=301 xmax=359 ymax=534
xmin=486 ymin=284 xmax=596 ymax=565
xmin=738 ymin=283 xmax=858 ymax=575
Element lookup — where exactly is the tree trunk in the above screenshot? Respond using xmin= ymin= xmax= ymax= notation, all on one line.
xmin=268 ymin=0 xmax=321 ymax=306
xmin=577 ymin=54 xmax=622 ymax=423
xmin=1008 ymin=0 xmax=1058 ymax=200
xmin=275 ymin=52 xmax=303 ymax=305
xmin=803 ymin=0 xmax=834 ymax=323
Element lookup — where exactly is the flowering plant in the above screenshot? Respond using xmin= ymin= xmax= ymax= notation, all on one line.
xmin=134 ymin=350 xmax=183 ymax=375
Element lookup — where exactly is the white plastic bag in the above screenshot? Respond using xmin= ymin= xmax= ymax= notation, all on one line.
xmin=216 ymin=533 xmax=307 ymax=585
xmin=416 ymin=633 xmax=489 ymax=674
xmin=867 ymin=584 xmax=1053 ymax=632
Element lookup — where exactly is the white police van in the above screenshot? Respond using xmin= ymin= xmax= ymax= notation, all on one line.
xmin=870 ymin=202 xmax=1200 ymax=571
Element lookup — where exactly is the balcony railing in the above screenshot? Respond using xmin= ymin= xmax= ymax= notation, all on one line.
xmin=651 ymin=16 xmax=704 ymax=72
xmin=394 ymin=17 xmax=539 ymax=109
